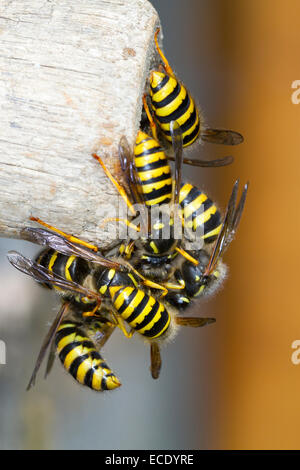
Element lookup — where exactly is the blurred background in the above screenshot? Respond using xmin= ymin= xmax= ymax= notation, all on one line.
xmin=1 ymin=0 xmax=300 ymax=449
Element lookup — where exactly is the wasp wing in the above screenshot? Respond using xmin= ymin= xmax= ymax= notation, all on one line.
xmin=7 ymin=251 xmax=102 ymax=301
xmin=175 ymin=317 xmax=216 ymax=327
xmin=27 ymin=301 xmax=71 ymax=390
xmin=201 ymin=128 xmax=244 ymax=146
xmin=21 ymin=227 xmax=120 ymax=269
xmin=204 ymin=180 xmax=248 ymax=275
xmin=119 ymin=135 xmax=146 ymax=206
xmin=220 ymin=180 xmax=249 ymax=253
xmin=204 ymin=180 xmax=239 ymax=275
xmin=150 ymin=342 xmax=162 ymax=380
xmin=170 ymin=120 xmax=183 ymax=207
xmin=44 ymin=339 xmax=57 ymax=380
xmin=231 ymin=181 xmax=249 ymax=234
xmin=166 ymin=154 xmax=234 ymax=168
xmin=168 ymin=122 xmax=234 ymax=167
xmin=119 ymin=135 xmax=150 ymax=235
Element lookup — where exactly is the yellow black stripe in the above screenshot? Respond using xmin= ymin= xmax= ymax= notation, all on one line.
xmin=179 ymin=183 xmax=221 ymax=243
xmin=110 ymin=284 xmax=171 ymax=340
xmin=134 ymin=131 xmax=172 ymax=206
xmin=150 ymin=71 xmax=200 ymax=147
xmin=55 ymin=322 xmax=120 ymax=391
xmin=35 ymin=249 xmax=53 ymax=289
xmin=35 ymin=248 xmax=90 ymax=296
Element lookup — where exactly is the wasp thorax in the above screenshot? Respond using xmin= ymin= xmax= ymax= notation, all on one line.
xmin=181 ymin=250 xmax=227 ymax=300
xmin=94 ymin=268 xmax=137 ymax=297
xmin=139 ymin=206 xmax=180 ymax=256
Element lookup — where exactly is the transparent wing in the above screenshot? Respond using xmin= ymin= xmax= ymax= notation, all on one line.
xmin=204 ymin=180 xmax=249 ymax=275
xmin=231 ymin=181 xmax=249 ymax=234
xmin=20 ymin=227 xmax=120 ymax=269
xmin=27 ymin=301 xmax=71 ymax=390
xmin=170 ymin=120 xmax=183 ymax=206
xmin=204 ymin=180 xmax=239 ymax=275
xmin=166 ymin=154 xmax=234 ymax=168
xmin=119 ymin=135 xmax=146 ymax=206
xmin=201 ymin=128 xmax=244 ymax=146
xmin=119 ymin=136 xmax=151 ymax=235
xmin=44 ymin=339 xmax=57 ymax=380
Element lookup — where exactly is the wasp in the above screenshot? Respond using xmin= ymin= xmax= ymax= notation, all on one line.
xmin=132 ymin=122 xmax=234 ymax=209
xmin=145 ymin=28 xmax=244 ymax=150
xmin=8 ymin=221 xmax=215 ymax=386
xmin=92 ymin=120 xmax=234 ymax=290
xmin=165 ymin=179 xmax=249 ymax=309
xmin=7 ymin=228 xmax=121 ymax=390
xmin=33 ymin=246 xmax=121 ymax=391
xmin=92 ymin=126 xmax=248 ymax=322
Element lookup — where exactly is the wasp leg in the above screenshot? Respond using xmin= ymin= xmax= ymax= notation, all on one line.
xmin=120 ymin=259 xmax=168 ymax=294
xmin=100 ymin=217 xmax=140 ymax=232
xmin=141 ymin=277 xmax=168 ymax=293
xmin=154 ymin=27 xmax=175 ymax=78
xmin=27 ymin=301 xmax=71 ymax=390
xmin=150 ymin=342 xmax=162 ymax=379
xmin=111 ymin=313 xmax=135 ymax=339
xmin=175 ymin=246 xmax=199 ymax=265
xmin=82 ymin=300 xmax=101 ymax=318
xmin=162 ymin=269 xmax=186 ymax=290
xmin=92 ymin=153 xmax=136 ymax=216
xmin=160 ymin=281 xmax=184 ymax=290
xmin=142 ymin=94 xmax=158 ymax=141
xmin=120 ymin=240 xmax=135 ymax=259
xmin=30 ymin=217 xmax=99 ymax=252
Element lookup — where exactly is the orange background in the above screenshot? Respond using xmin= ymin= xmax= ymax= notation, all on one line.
xmin=153 ymin=0 xmax=300 ymax=449
xmin=215 ymin=0 xmax=300 ymax=449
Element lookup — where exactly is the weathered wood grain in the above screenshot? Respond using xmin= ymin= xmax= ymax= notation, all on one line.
xmin=0 ymin=0 xmax=160 ymax=246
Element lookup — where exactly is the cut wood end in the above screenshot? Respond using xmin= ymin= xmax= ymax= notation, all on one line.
xmin=0 ymin=0 xmax=163 ymax=247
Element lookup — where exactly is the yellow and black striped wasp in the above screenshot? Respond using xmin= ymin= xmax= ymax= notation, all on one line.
xmin=7 ymin=229 xmax=122 ymax=391
xmin=94 ymin=130 xmax=248 ymax=310
xmin=145 ymin=28 xmax=244 ymax=150
xmin=92 ymin=117 xmax=235 ymax=290
xmin=118 ymin=124 xmax=248 ymax=310
xmin=164 ymin=178 xmax=248 ymax=310
xmin=92 ymin=125 xmax=248 ymax=338
xmin=8 ymin=220 xmax=215 ymax=386
xmin=52 ymin=309 xmax=121 ymax=392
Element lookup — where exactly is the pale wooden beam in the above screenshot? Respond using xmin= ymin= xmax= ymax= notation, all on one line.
xmin=0 ymin=0 xmax=160 ymax=246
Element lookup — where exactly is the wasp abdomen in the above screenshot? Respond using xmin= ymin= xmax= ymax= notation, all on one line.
xmin=134 ymin=131 xmax=172 ymax=206
xmin=55 ymin=321 xmax=121 ymax=391
xmin=179 ymin=183 xmax=222 ymax=243
xmin=110 ymin=285 xmax=171 ymax=339
xmin=36 ymin=248 xmax=90 ymax=288
xmin=150 ymin=71 xmax=200 ymax=147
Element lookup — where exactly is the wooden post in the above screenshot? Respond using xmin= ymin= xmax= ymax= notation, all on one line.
xmin=0 ymin=0 xmax=159 ymax=245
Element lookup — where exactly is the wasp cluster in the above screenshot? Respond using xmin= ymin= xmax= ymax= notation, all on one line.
xmin=8 ymin=28 xmax=248 ymax=392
